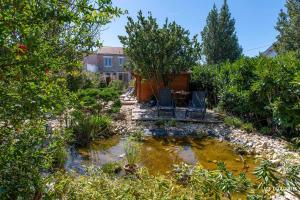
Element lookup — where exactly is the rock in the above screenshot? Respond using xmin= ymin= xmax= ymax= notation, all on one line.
xmin=262 ymin=142 xmax=268 ymax=149
xmin=118 ymin=154 xmax=125 ymax=158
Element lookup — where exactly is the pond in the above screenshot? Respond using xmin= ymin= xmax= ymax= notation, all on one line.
xmin=66 ymin=135 xmax=258 ymax=180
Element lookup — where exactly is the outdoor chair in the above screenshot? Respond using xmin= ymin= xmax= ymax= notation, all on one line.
xmin=157 ymin=88 xmax=176 ymax=117
xmin=185 ymin=91 xmax=206 ymax=119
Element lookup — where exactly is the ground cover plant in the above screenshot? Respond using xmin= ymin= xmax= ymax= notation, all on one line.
xmin=44 ymin=160 xmax=300 ymax=200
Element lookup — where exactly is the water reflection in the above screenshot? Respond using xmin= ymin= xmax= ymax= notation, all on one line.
xmin=66 ymin=136 xmax=257 ymax=179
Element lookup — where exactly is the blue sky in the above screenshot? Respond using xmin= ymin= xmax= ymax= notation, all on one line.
xmin=100 ymin=0 xmax=286 ymax=57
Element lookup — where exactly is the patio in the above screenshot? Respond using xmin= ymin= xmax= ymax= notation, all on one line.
xmin=131 ymin=105 xmax=223 ymax=123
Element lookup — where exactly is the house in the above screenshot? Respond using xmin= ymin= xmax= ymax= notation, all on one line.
xmin=83 ymin=47 xmax=131 ymax=85
xmin=261 ymin=45 xmax=277 ymax=58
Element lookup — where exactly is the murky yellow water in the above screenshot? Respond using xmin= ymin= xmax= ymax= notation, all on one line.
xmin=66 ymin=135 xmax=258 ymax=181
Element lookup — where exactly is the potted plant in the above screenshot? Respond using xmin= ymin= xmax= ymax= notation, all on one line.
xmin=123 ymin=140 xmax=140 ymax=174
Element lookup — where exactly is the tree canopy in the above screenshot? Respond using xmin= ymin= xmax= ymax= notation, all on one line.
xmin=119 ymin=11 xmax=201 ymax=87
xmin=0 ymin=0 xmax=122 ymax=198
xmin=275 ymin=0 xmax=300 ymax=55
xmin=201 ymin=0 xmax=242 ymax=65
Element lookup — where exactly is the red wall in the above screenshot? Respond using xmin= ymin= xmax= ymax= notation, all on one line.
xmin=135 ymin=73 xmax=190 ymax=102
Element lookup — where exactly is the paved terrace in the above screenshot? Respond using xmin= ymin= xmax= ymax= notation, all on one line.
xmin=131 ymin=105 xmax=223 ymax=123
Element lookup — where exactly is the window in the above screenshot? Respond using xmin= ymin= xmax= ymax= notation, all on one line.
xmin=118 ymin=57 xmax=125 ymax=66
xmin=104 ymin=56 xmax=112 ymax=67
xmin=119 ymin=73 xmax=123 ymax=80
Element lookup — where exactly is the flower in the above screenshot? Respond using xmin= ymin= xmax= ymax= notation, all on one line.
xmin=18 ymin=44 xmax=27 ymax=53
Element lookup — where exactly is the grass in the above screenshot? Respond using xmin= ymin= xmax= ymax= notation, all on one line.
xmin=224 ymin=116 xmax=255 ymax=133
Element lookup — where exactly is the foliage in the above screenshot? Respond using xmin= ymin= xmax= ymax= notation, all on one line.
xmin=274 ymin=0 xmax=300 ymax=55
xmin=101 ymin=162 xmax=122 ymax=175
xmin=130 ymin=129 xmax=145 ymax=142
xmin=191 ymin=64 xmax=219 ymax=107
xmin=67 ymin=71 xmax=104 ymax=92
xmin=0 ymin=122 xmax=67 ymax=199
xmin=119 ymin=11 xmax=201 ymax=87
xmin=71 ymin=111 xmax=112 ymax=146
xmin=76 ymin=87 xmax=121 ymax=114
xmin=242 ymin=123 xmax=254 ymax=133
xmin=124 ymin=140 xmax=140 ymax=165
xmin=192 ymin=53 xmax=299 ymax=137
xmin=205 ymin=53 xmax=300 ymax=137
xmin=0 ymin=1 xmax=122 ymax=199
xmin=201 ymin=1 xmax=242 ymax=65
xmin=43 ymin=159 xmax=300 ymax=200
xmin=224 ymin=116 xmax=243 ymax=128
xmin=109 ymin=99 xmax=122 ymax=113
xmin=109 ymin=80 xmax=125 ymax=91
xmin=253 ymin=160 xmax=280 ymax=197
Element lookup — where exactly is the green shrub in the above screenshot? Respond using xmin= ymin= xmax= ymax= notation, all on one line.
xmin=242 ymin=123 xmax=254 ymax=133
xmin=124 ymin=140 xmax=140 ymax=165
xmin=71 ymin=112 xmax=112 ymax=146
xmin=109 ymin=99 xmax=122 ymax=113
xmin=130 ymin=130 xmax=144 ymax=142
xmin=191 ymin=65 xmax=219 ymax=107
xmin=76 ymin=87 xmax=121 ymax=114
xmin=216 ymin=53 xmax=300 ymax=137
xmin=101 ymin=162 xmax=122 ymax=175
xmin=224 ymin=116 xmax=243 ymax=128
xmin=109 ymin=80 xmax=125 ymax=91
xmin=260 ymin=127 xmax=271 ymax=135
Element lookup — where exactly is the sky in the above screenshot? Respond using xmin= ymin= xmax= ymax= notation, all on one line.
xmin=100 ymin=0 xmax=286 ymax=57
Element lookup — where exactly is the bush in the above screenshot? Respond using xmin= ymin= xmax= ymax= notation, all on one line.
xmin=242 ymin=123 xmax=254 ymax=133
xmin=101 ymin=162 xmax=122 ymax=175
xmin=202 ymin=53 xmax=300 ymax=137
xmin=71 ymin=111 xmax=112 ymax=146
xmin=109 ymin=99 xmax=122 ymax=113
xmin=44 ymin=161 xmax=300 ymax=199
xmin=224 ymin=116 xmax=243 ymax=128
xmin=109 ymin=80 xmax=125 ymax=91
xmin=191 ymin=65 xmax=219 ymax=107
xmin=76 ymin=87 xmax=121 ymax=114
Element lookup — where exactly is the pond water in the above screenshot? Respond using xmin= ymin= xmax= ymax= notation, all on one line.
xmin=66 ymin=135 xmax=258 ymax=180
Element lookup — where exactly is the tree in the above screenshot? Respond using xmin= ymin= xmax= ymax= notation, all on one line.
xmin=201 ymin=5 xmax=221 ymax=65
xmin=119 ymin=11 xmax=201 ymax=88
xmin=0 ymin=0 xmax=122 ymax=199
xmin=201 ymin=1 xmax=242 ymax=65
xmin=274 ymin=0 xmax=300 ymax=55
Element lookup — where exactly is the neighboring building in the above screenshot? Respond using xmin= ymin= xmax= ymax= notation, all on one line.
xmin=261 ymin=45 xmax=277 ymax=58
xmin=84 ymin=47 xmax=131 ymax=84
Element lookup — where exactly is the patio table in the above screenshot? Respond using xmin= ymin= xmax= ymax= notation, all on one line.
xmin=171 ymin=90 xmax=190 ymax=107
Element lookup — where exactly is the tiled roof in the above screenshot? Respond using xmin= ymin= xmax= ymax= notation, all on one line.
xmin=97 ymin=47 xmax=124 ymax=55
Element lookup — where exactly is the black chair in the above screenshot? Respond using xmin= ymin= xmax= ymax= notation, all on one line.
xmin=185 ymin=91 xmax=206 ymax=119
xmin=157 ymin=88 xmax=176 ymax=117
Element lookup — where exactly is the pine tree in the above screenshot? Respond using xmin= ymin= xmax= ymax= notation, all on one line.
xmin=201 ymin=4 xmax=221 ymax=65
xmin=275 ymin=0 xmax=300 ymax=54
xmin=219 ymin=0 xmax=242 ymax=62
xmin=201 ymin=0 xmax=242 ymax=64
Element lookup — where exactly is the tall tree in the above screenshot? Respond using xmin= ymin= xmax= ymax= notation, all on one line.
xmin=0 ymin=1 xmax=122 ymax=199
xmin=201 ymin=4 xmax=221 ymax=65
xmin=274 ymin=0 xmax=300 ymax=54
xmin=119 ymin=11 xmax=201 ymax=88
xmin=201 ymin=1 xmax=242 ymax=65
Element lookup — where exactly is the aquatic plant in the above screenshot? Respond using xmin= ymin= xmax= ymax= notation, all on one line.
xmin=124 ymin=140 xmax=140 ymax=166
xmin=71 ymin=112 xmax=112 ymax=146
xmin=101 ymin=162 xmax=122 ymax=175
xmin=130 ymin=129 xmax=144 ymax=142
